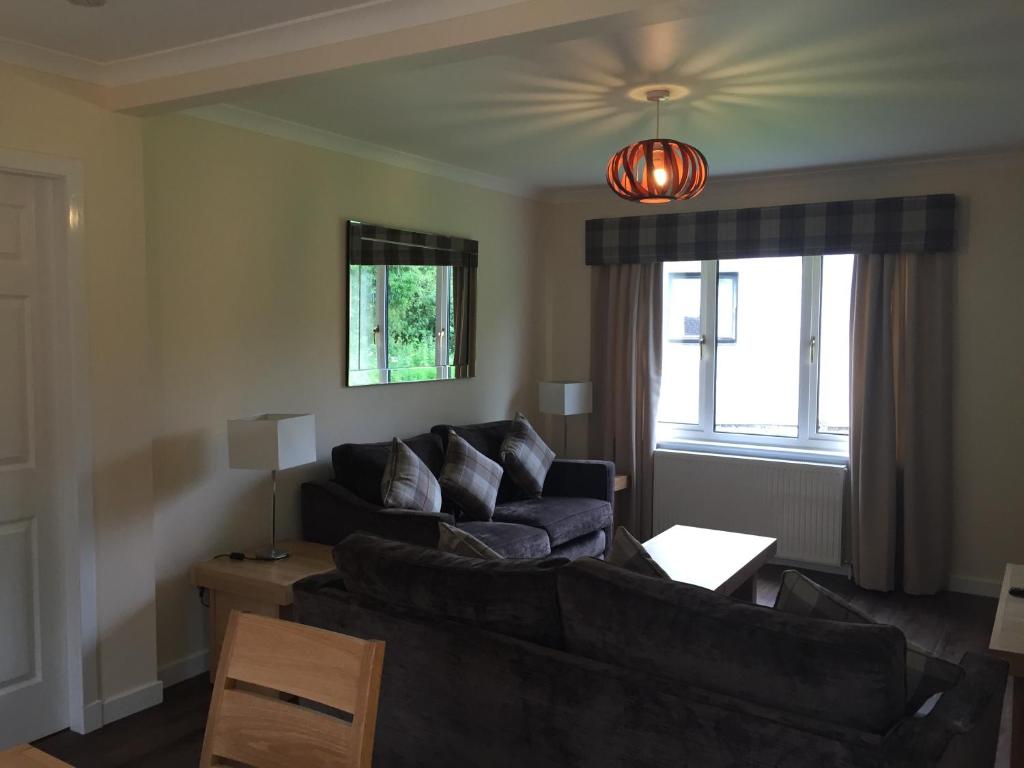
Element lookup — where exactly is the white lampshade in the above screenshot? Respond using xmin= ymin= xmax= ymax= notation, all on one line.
xmin=227 ymin=413 xmax=317 ymax=471
xmin=539 ymin=381 xmax=593 ymax=416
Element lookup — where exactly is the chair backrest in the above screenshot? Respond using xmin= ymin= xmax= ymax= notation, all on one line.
xmin=200 ymin=611 xmax=385 ymax=768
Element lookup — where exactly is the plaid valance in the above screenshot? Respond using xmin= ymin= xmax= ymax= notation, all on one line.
xmin=585 ymin=194 xmax=955 ymax=265
xmin=348 ymin=221 xmax=478 ymax=268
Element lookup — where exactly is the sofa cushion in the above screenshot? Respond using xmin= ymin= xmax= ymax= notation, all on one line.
xmin=499 ymin=413 xmax=555 ymax=498
xmin=773 ymin=569 xmax=963 ymax=715
xmin=557 ymin=558 xmax=908 ymax=733
xmin=439 ymin=431 xmax=503 ymax=521
xmin=333 ymin=432 xmax=444 ymax=506
xmin=457 ymin=521 xmax=551 ymax=559
xmin=381 ymin=438 xmax=442 ymax=514
xmin=432 ymin=421 xmax=525 ymax=504
xmin=334 ymin=533 xmax=567 ymax=648
xmin=606 ymin=526 xmax=670 ymax=579
xmin=492 ymin=496 xmax=612 ymax=548
xmin=550 ymin=529 xmax=606 ymax=560
xmin=437 ymin=521 xmax=502 ymax=560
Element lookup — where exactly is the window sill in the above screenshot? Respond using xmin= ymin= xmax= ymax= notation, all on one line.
xmin=656 ymin=439 xmax=849 ymax=466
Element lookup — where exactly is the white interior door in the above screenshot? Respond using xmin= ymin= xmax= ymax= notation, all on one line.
xmin=0 ymin=170 xmax=68 ymax=746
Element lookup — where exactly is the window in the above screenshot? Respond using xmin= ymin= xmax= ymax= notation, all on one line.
xmin=659 ymin=254 xmax=854 ymax=458
xmin=348 ymin=264 xmax=454 ymax=385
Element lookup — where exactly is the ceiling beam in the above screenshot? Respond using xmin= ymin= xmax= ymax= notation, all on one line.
xmin=107 ymin=0 xmax=674 ymax=113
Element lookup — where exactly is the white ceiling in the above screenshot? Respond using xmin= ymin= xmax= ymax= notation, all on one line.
xmin=219 ymin=0 xmax=1024 ymax=190
xmin=0 ymin=0 xmax=379 ymax=62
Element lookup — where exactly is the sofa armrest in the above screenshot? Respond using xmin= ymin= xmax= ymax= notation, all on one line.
xmin=301 ymin=480 xmax=453 ymax=548
xmin=543 ymin=459 xmax=615 ymax=503
xmin=883 ymin=652 xmax=1007 ymax=765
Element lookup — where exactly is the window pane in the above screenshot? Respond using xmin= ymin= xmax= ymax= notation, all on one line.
xmin=715 ymin=257 xmax=803 ymax=438
xmin=387 ymin=265 xmax=440 ymax=382
xmin=817 ymin=254 xmax=854 ymax=434
xmin=349 ymin=265 xmax=378 ymax=372
xmin=660 ymin=261 xmax=702 ymax=425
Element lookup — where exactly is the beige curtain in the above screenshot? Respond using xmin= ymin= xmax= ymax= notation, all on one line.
xmin=452 ymin=266 xmax=476 ymax=374
xmin=589 ymin=263 xmax=663 ymax=539
xmin=849 ymin=252 xmax=954 ymax=594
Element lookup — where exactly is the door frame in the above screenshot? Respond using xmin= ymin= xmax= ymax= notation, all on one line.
xmin=0 ymin=149 xmax=100 ymax=734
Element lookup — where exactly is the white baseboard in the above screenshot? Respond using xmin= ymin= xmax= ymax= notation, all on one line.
xmin=158 ymin=649 xmax=209 ymax=688
xmin=102 ymin=680 xmax=163 ymax=725
xmin=948 ymin=575 xmax=1001 ymax=598
xmin=74 ymin=699 xmax=103 ymax=735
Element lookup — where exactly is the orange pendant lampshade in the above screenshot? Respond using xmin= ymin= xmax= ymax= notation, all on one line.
xmin=607 ymin=90 xmax=708 ymax=204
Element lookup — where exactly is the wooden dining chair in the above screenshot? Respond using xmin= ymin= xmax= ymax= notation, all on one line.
xmin=200 ymin=611 xmax=385 ymax=768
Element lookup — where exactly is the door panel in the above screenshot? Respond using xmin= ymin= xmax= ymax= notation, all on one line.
xmin=0 ymin=297 xmax=33 ymax=466
xmin=0 ymin=171 xmax=67 ymax=746
xmin=0 ymin=519 xmax=37 ymax=688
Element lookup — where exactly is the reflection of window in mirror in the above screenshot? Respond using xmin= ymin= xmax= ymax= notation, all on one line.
xmin=349 ymin=264 xmax=460 ymax=385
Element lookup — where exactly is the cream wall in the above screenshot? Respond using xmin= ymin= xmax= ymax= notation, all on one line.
xmin=142 ymin=114 xmax=542 ymax=675
xmin=538 ymin=150 xmax=1024 ymax=592
xmin=0 ymin=64 xmax=158 ymax=711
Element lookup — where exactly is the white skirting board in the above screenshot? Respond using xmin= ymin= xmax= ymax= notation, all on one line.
xmin=158 ymin=649 xmax=210 ymax=688
xmin=102 ymin=680 xmax=163 ymax=726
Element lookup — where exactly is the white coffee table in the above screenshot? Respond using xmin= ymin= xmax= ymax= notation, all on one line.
xmin=643 ymin=525 xmax=778 ymax=601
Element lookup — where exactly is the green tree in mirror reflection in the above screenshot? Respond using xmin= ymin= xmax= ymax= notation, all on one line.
xmin=387 ymin=265 xmax=439 ymax=381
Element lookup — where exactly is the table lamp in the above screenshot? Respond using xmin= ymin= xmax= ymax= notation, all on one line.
xmin=227 ymin=413 xmax=316 ymax=561
xmin=538 ymin=381 xmax=593 ymax=456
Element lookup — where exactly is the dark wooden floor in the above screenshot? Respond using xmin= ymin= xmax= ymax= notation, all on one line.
xmin=34 ymin=565 xmax=1010 ymax=766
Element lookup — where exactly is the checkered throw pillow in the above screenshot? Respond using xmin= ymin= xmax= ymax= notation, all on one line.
xmin=439 ymin=430 xmax=503 ymax=521
xmin=607 ymin=527 xmax=671 ymax=580
xmin=380 ymin=438 xmax=442 ymax=515
xmin=774 ymin=569 xmax=963 ymax=715
xmin=437 ymin=522 xmax=503 ymax=560
xmin=499 ymin=412 xmax=555 ymax=498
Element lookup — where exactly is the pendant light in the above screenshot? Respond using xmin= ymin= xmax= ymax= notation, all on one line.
xmin=606 ymin=89 xmax=708 ymax=204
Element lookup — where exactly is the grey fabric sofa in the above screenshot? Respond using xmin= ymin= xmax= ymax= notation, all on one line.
xmin=295 ymin=534 xmax=1007 ymax=768
xmin=301 ymin=420 xmax=614 ymax=559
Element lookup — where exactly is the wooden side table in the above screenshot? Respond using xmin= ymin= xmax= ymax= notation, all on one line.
xmin=614 ymin=474 xmax=629 ymax=492
xmin=989 ymin=563 xmax=1024 ymax=766
xmin=190 ymin=539 xmax=335 ymax=680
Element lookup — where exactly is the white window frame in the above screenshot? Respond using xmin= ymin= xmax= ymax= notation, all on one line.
xmin=658 ymin=256 xmax=849 ymax=464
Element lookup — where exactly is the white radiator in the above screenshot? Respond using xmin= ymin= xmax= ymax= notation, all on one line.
xmin=652 ymin=450 xmax=847 ymax=568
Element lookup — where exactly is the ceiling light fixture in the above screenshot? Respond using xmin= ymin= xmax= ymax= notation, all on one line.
xmin=66 ymin=0 xmax=106 ymax=6
xmin=606 ymin=89 xmax=707 ymax=204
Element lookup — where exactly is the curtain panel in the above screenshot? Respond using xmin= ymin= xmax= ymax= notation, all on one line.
xmin=348 ymin=221 xmax=479 ymax=267
xmin=849 ymin=252 xmax=954 ymax=594
xmin=589 ymin=264 xmax=663 ymax=539
xmin=585 ymin=194 xmax=955 ymax=265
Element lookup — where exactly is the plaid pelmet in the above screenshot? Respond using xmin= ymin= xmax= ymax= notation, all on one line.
xmin=381 ymin=438 xmax=442 ymax=515
xmin=499 ymin=413 xmax=555 ymax=498
xmin=440 ymin=430 xmax=503 ymax=521
xmin=585 ymin=194 xmax=955 ymax=265
xmin=774 ymin=570 xmax=963 ymax=715
xmin=349 ymin=220 xmax=478 ymax=268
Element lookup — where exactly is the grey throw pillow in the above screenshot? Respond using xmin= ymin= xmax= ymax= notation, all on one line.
xmin=499 ymin=412 xmax=555 ymax=498
xmin=381 ymin=438 xmax=442 ymax=515
xmin=607 ymin=526 xmax=671 ymax=579
xmin=437 ymin=522 xmax=503 ymax=560
xmin=439 ymin=430 xmax=503 ymax=521
xmin=773 ymin=569 xmax=962 ymax=715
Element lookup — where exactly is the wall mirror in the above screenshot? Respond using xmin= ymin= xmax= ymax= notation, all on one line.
xmin=346 ymin=220 xmax=477 ymax=386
